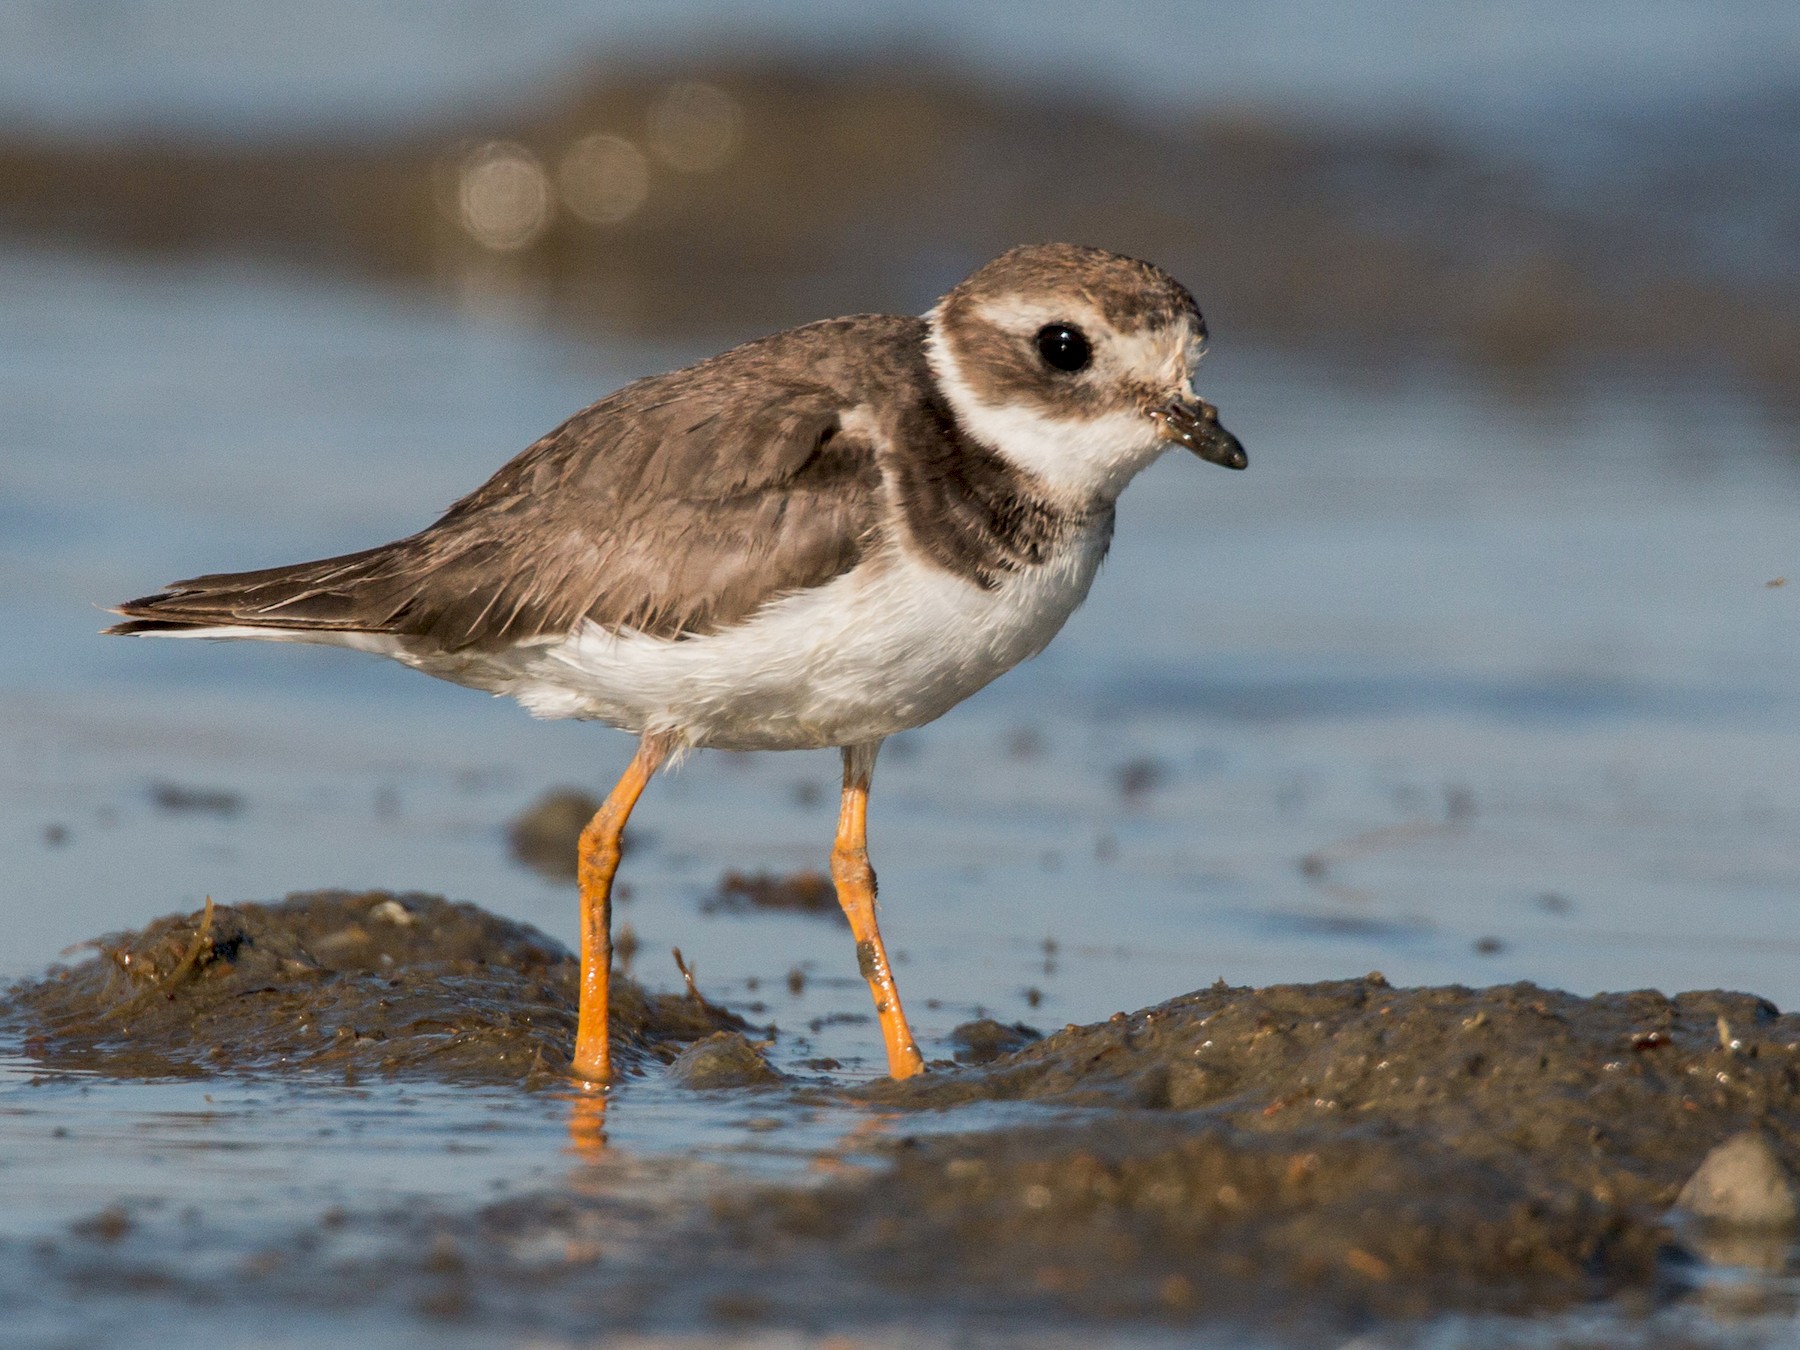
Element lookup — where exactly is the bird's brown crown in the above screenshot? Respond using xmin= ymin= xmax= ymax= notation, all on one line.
xmin=929 ymin=244 xmax=1207 ymax=426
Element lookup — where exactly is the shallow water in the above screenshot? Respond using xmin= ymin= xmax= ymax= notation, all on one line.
xmin=0 ymin=1053 xmax=1026 ymax=1347
xmin=3 ymin=227 xmax=1800 ymax=1339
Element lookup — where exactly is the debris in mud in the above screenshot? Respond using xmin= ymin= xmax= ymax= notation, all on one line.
xmin=668 ymin=947 xmax=741 ymax=1030
xmin=70 ymin=1205 xmax=133 ymax=1243
xmin=1112 ymin=757 xmax=1165 ymax=801
xmin=506 ymin=787 xmax=601 ymax=880
xmin=614 ymin=923 xmax=640 ymax=970
xmin=724 ymin=977 xmax=1800 ymax=1322
xmin=702 ymin=870 xmax=842 ymax=922
xmin=1004 ymin=726 xmax=1044 ymax=760
xmin=667 ymin=1031 xmax=783 ymax=1089
xmin=148 ymin=781 xmax=243 ymax=817
xmin=3 ymin=890 xmax=743 ymax=1082
xmin=948 ymin=1019 xmax=1042 ymax=1066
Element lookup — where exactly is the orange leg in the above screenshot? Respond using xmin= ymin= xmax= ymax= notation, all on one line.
xmin=572 ymin=732 xmax=670 ymax=1084
xmin=830 ymin=743 xmax=925 ymax=1079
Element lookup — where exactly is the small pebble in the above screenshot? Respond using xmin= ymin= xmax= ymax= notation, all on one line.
xmin=368 ymin=899 xmax=415 ymax=927
xmin=949 ymin=1018 xmax=1042 ymax=1065
xmin=668 ymin=1032 xmax=783 ymax=1089
xmin=1674 ymin=1132 xmax=1798 ymax=1229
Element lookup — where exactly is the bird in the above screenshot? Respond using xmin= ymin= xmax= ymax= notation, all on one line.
xmin=106 ymin=243 xmax=1246 ymax=1084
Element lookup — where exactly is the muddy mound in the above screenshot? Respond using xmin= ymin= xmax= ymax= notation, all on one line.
xmin=5 ymin=890 xmax=742 ymax=1083
xmin=745 ymin=977 xmax=1800 ymax=1321
xmin=750 ymin=1117 xmax=1654 ymax=1325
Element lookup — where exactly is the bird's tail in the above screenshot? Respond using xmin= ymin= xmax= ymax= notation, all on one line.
xmin=105 ymin=544 xmax=419 ymax=637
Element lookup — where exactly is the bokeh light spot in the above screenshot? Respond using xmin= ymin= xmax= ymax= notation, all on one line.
xmin=646 ymin=82 xmax=742 ymax=174
xmin=456 ymin=141 xmax=551 ymax=252
xmin=557 ymin=133 xmax=651 ymax=225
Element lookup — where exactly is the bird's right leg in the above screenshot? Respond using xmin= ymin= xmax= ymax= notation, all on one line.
xmin=829 ymin=741 xmax=925 ymax=1079
xmin=572 ymin=732 xmax=670 ymax=1084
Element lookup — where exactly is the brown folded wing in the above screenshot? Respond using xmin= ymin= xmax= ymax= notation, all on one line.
xmin=109 ymin=318 xmax=904 ymax=649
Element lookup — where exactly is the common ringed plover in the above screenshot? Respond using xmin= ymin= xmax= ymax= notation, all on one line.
xmin=108 ymin=243 xmax=1246 ymax=1083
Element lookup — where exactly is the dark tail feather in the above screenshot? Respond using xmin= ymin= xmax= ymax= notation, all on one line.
xmin=105 ymin=543 xmax=419 ymax=636
xmin=108 ymin=615 xmax=238 ymax=635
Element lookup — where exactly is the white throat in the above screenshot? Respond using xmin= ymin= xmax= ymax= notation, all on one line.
xmin=924 ymin=316 xmax=1169 ymax=504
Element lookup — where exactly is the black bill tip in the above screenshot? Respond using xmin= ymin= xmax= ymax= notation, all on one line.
xmin=1155 ymin=399 xmax=1247 ymax=470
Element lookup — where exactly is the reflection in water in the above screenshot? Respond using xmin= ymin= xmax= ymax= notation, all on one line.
xmin=1678 ymin=1221 xmax=1800 ymax=1322
xmin=807 ymin=1109 xmax=901 ymax=1178
xmin=1686 ymin=1226 xmax=1792 ymax=1278
xmin=565 ymin=1084 xmax=610 ymax=1163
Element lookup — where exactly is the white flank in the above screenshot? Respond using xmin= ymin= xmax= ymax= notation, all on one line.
xmin=133 ymin=523 xmax=1110 ymax=749
xmin=146 ymin=490 xmax=1119 ymax=752
xmin=136 ymin=625 xmax=410 ymax=657
xmin=413 ymin=523 xmax=1112 ymax=749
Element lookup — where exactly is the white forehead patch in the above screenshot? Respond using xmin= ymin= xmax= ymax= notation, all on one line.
xmin=1107 ymin=321 xmax=1203 ymax=399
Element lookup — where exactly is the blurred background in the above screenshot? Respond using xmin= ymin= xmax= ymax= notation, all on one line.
xmin=6 ymin=0 xmax=1800 ymax=387
xmin=4 ymin=0 xmax=1800 ymax=1060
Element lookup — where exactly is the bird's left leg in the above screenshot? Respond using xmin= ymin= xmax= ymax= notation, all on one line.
xmin=572 ymin=731 xmax=671 ymax=1084
xmin=829 ymin=741 xmax=925 ymax=1079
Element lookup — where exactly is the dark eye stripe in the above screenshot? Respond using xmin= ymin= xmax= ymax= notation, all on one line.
xmin=1035 ymin=324 xmax=1091 ymax=373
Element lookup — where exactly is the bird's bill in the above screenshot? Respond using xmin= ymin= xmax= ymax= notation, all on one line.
xmin=1153 ymin=398 xmax=1247 ymax=470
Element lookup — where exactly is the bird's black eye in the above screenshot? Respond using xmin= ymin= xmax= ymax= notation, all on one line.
xmin=1035 ymin=323 xmax=1091 ymax=373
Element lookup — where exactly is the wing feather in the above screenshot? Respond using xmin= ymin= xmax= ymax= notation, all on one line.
xmin=110 ymin=316 xmax=923 ymax=648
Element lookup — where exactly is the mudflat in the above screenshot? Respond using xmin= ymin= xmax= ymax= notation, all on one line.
xmin=7 ymin=894 xmax=1795 ymax=1339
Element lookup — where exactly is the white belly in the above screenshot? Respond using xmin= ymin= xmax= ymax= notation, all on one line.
xmin=426 ymin=521 xmax=1112 ymax=750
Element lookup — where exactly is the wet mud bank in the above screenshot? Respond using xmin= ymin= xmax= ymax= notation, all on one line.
xmin=3 ymin=890 xmax=742 ymax=1082
xmin=759 ymin=977 xmax=1800 ymax=1324
xmin=10 ymin=901 xmax=1800 ymax=1336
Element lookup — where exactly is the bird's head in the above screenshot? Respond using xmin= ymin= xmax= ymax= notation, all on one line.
xmin=926 ymin=243 xmax=1245 ymax=501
